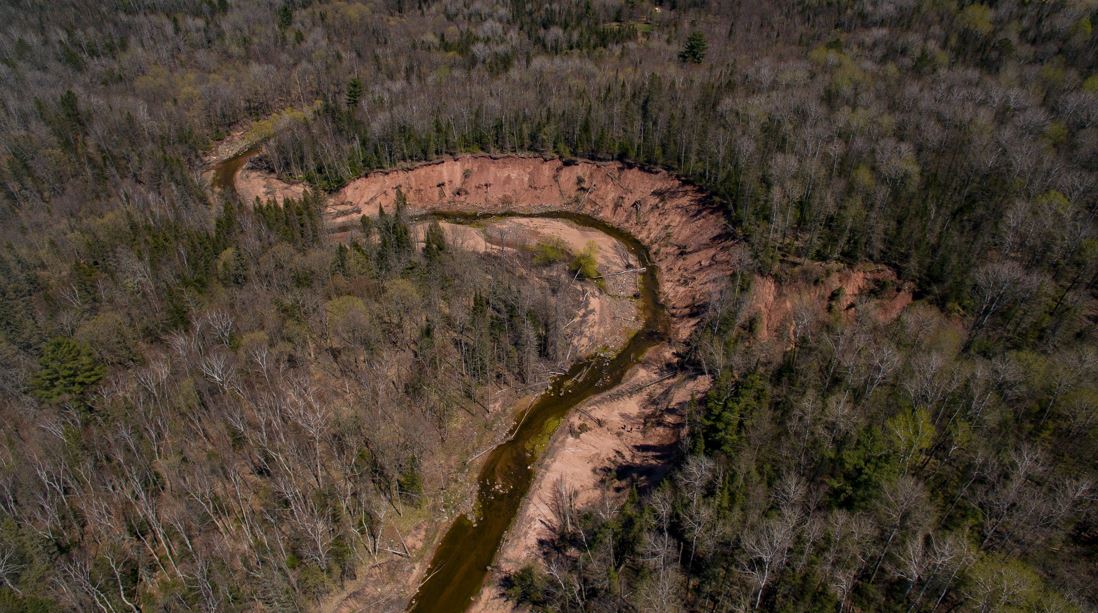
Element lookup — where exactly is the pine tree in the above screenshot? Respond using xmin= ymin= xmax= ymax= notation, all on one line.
xmin=30 ymin=338 xmax=105 ymax=404
xmin=679 ymin=31 xmax=708 ymax=64
xmin=276 ymin=3 xmax=293 ymax=30
xmin=423 ymin=220 xmax=447 ymax=262
xmin=700 ymin=372 xmax=769 ymax=456
xmin=346 ymin=78 xmax=363 ymax=108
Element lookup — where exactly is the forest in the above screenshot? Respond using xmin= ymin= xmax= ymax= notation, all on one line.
xmin=0 ymin=0 xmax=1096 ymax=611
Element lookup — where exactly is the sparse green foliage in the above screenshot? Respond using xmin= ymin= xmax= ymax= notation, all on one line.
xmin=504 ymin=565 xmax=549 ymax=606
xmin=958 ymin=4 xmax=994 ymax=36
xmin=887 ymin=406 xmax=934 ymax=472
xmin=531 ymin=238 xmax=570 ymax=265
xmin=423 ymin=219 xmax=447 ymax=262
xmin=570 ymin=240 xmax=600 ymax=282
xmin=963 ymin=554 xmax=1049 ymax=612
xmin=398 ymin=457 xmax=424 ymax=505
xmin=75 ymin=311 xmax=138 ymax=365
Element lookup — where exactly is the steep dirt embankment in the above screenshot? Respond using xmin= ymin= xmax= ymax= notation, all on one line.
xmin=749 ymin=263 xmax=914 ymax=343
xmin=236 ymin=167 xmax=309 ymax=205
xmin=332 ymin=155 xmax=738 ymax=344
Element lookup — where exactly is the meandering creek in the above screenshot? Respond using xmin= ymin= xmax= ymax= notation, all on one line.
xmin=211 ymin=151 xmax=669 ymax=613
xmin=409 ymin=212 xmax=667 ymax=613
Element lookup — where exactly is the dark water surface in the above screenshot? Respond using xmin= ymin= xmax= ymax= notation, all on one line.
xmin=211 ymin=143 xmax=260 ymax=192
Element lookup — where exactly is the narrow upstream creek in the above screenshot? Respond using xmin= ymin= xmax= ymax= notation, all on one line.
xmin=210 ymin=143 xmax=261 ymax=192
xmin=211 ymin=151 xmax=669 ymax=613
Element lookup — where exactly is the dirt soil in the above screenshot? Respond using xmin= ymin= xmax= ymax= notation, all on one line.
xmin=235 ymin=167 xmax=308 ymax=205
xmin=748 ymin=262 xmax=913 ymax=344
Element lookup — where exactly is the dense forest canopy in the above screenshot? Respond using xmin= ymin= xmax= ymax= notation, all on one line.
xmin=0 ymin=0 xmax=1096 ymax=611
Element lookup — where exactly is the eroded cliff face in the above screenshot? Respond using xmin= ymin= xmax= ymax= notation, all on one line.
xmin=332 ymin=154 xmax=742 ymax=345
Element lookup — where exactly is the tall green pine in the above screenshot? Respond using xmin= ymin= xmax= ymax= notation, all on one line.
xmin=679 ymin=31 xmax=708 ymax=64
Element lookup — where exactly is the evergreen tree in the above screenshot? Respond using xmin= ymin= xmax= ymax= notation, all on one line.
xmin=679 ymin=31 xmax=707 ymax=64
xmin=377 ymin=190 xmax=413 ymax=272
xmin=398 ymin=456 xmax=424 ymax=505
xmin=699 ymin=372 xmax=769 ymax=456
xmin=276 ymin=3 xmax=293 ymax=30
xmin=346 ymin=78 xmax=363 ymax=108
xmin=423 ymin=220 xmax=447 ymax=262
xmin=30 ymin=337 xmax=105 ymax=404
xmin=58 ymin=90 xmax=84 ymax=134
xmin=828 ymin=426 xmax=900 ymax=510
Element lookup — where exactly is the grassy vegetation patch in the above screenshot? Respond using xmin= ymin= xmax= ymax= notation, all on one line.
xmin=570 ymin=241 xmax=603 ymax=289
xmin=531 ymin=238 xmax=571 ymax=265
xmin=526 ymin=414 xmax=564 ymax=456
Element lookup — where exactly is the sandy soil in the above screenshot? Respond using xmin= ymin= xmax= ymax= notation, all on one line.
xmin=235 ymin=167 xmax=308 ymax=205
xmin=746 ymin=262 xmax=913 ymax=345
xmin=202 ymin=127 xmax=253 ymax=165
xmin=203 ymin=141 xmax=308 ymax=205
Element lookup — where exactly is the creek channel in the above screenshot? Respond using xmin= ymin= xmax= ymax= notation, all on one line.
xmin=408 ymin=211 xmax=667 ymax=613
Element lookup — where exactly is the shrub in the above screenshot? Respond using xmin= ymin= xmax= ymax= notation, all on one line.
xmin=503 ymin=565 xmax=548 ymax=605
xmin=570 ymin=241 xmax=600 ymax=282
xmin=531 ymin=238 xmax=570 ymax=265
